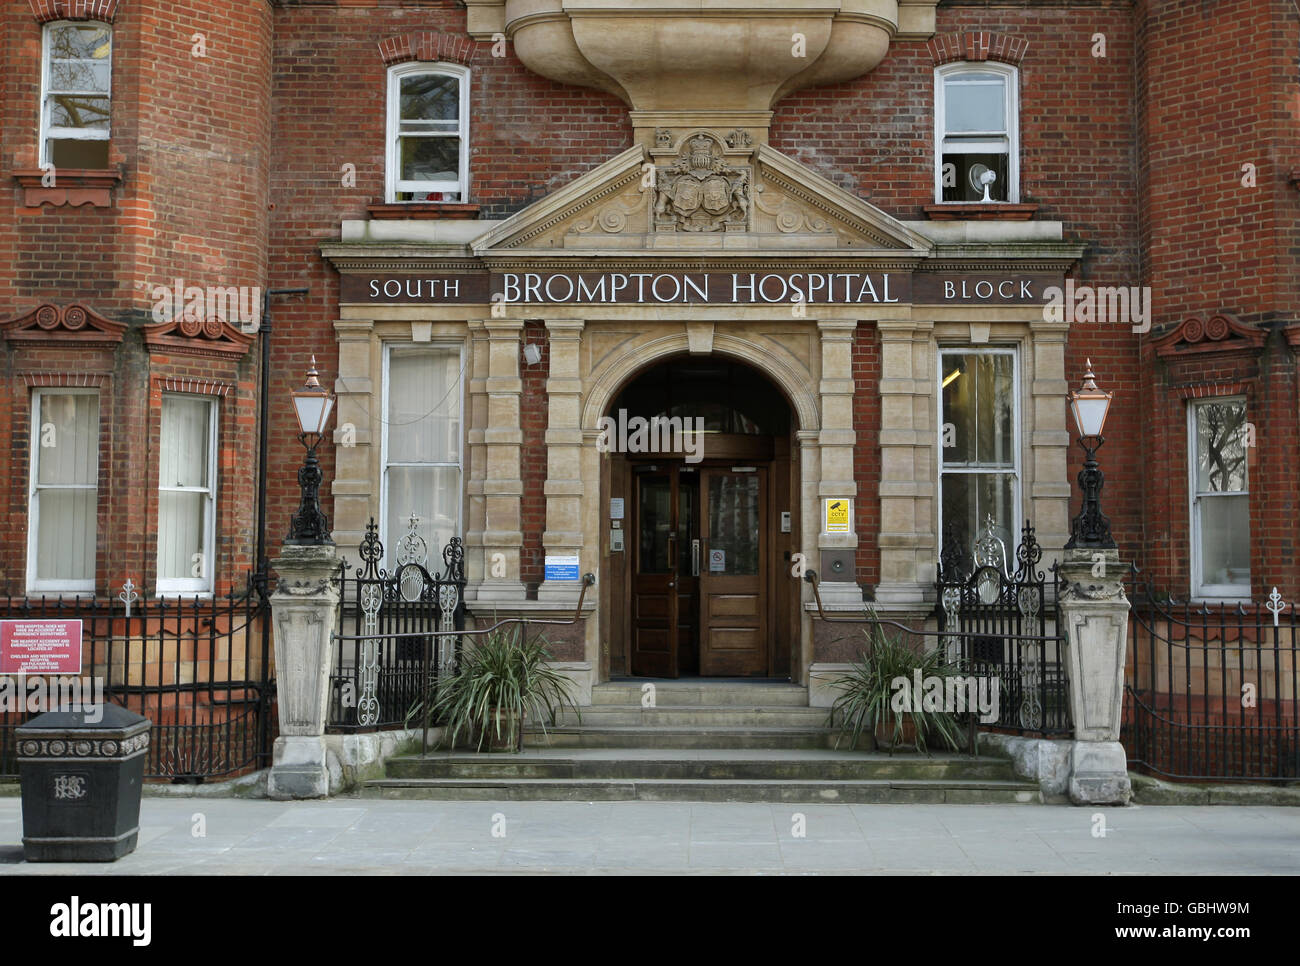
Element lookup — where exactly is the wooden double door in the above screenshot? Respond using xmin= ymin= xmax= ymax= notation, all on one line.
xmin=630 ymin=463 xmax=768 ymax=677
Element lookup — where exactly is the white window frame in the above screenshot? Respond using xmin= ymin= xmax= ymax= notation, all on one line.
xmin=380 ymin=343 xmax=466 ymax=564
xmin=27 ymin=388 xmax=99 ymax=595
xmin=39 ymin=19 xmax=112 ymax=168
xmin=1188 ymin=397 xmax=1250 ymax=601
xmin=156 ymin=394 xmax=219 ymax=596
xmin=384 ymin=62 xmax=470 ymax=204
xmin=936 ymin=346 xmax=1023 ymax=556
xmin=934 ymin=61 xmax=1020 ymax=204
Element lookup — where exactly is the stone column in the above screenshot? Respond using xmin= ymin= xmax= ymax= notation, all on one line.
xmin=875 ymin=318 xmax=936 ymax=606
xmin=1059 ymin=547 xmax=1133 ymax=805
xmin=815 ymin=319 xmax=862 ymax=606
xmin=267 ymin=543 xmax=340 ymax=800
xmin=539 ymin=319 xmax=586 ymax=602
xmin=474 ymin=319 xmax=526 ymax=601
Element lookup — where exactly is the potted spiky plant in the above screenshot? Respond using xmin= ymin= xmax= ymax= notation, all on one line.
xmin=409 ymin=625 xmax=581 ymax=752
xmin=826 ymin=619 xmax=964 ymax=754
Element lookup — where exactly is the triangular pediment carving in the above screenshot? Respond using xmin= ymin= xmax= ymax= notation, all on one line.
xmin=472 ymin=139 xmax=932 ymax=256
xmin=0 ymin=303 xmax=126 ymax=349
xmin=143 ymin=312 xmax=255 ymax=360
xmin=1153 ymin=313 xmax=1266 ymax=358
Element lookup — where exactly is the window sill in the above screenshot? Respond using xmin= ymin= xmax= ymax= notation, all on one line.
xmin=923 ymin=203 xmax=1038 ymax=221
xmin=13 ymin=168 xmax=122 ymax=208
xmin=368 ymin=202 xmax=481 ymax=220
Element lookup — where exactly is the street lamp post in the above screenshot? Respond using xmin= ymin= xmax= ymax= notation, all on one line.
xmin=285 ymin=356 xmax=336 ymax=546
xmin=1064 ymin=359 xmax=1115 ymax=550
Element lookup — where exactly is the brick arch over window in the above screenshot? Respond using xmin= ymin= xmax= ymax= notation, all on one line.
xmin=379 ymin=31 xmax=477 ymax=67
xmin=28 ymin=0 xmax=118 ymax=23
xmin=928 ymin=31 xmax=1028 ymax=67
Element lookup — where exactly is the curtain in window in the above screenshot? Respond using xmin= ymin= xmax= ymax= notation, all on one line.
xmin=158 ymin=396 xmax=212 ymax=583
xmin=386 ymin=349 xmax=462 ymax=562
xmin=34 ymin=393 xmax=98 ymax=583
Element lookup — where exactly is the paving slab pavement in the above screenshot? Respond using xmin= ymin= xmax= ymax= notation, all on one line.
xmin=0 ymin=798 xmax=1298 ymax=874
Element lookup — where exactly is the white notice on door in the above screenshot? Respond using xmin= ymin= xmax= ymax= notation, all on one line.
xmin=609 ymin=497 xmax=624 ymax=520
xmin=708 ymin=549 xmax=726 ymax=573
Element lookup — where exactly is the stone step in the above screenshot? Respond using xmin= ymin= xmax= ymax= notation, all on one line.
xmin=387 ymin=750 xmax=1019 ymax=782
xmin=360 ymin=777 xmax=1041 ymax=804
xmin=521 ymin=725 xmax=838 ymax=749
xmin=554 ymin=705 xmax=829 ymax=727
xmin=591 ymin=681 xmax=809 ymax=707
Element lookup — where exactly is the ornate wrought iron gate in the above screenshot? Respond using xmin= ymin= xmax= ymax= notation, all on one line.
xmin=327 ymin=517 xmax=467 ymax=731
xmin=935 ymin=517 xmax=1071 ymax=736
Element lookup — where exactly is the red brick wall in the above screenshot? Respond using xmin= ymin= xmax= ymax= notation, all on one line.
xmin=1133 ymin=0 xmax=1300 ymax=597
xmin=264 ymin=4 xmax=630 ymax=558
xmin=852 ymin=323 xmax=880 ymax=586
xmin=0 ymin=0 xmax=271 ymax=596
xmin=519 ymin=320 xmax=548 ymax=591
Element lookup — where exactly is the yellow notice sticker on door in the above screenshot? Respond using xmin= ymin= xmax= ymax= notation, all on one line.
xmin=823 ymin=498 xmax=851 ymax=534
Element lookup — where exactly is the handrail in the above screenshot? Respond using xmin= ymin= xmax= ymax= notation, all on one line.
xmin=799 ymin=569 xmax=1058 ymax=643
xmin=332 ymin=572 xmax=595 ymax=644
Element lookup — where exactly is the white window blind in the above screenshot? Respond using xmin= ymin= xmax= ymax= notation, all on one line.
xmin=383 ymin=347 xmax=462 ymax=565
xmin=29 ymin=391 xmax=99 ymax=592
xmin=157 ymin=395 xmax=216 ymax=593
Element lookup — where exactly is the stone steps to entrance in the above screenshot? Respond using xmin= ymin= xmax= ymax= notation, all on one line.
xmin=522 ymin=724 xmax=837 ymax=749
xmin=365 ymin=680 xmax=1043 ymax=804
xmin=361 ymin=777 xmax=1040 ymax=804
xmin=552 ymin=705 xmax=829 ymax=728
xmin=363 ymin=748 xmax=1041 ymax=804
xmin=591 ymin=680 xmax=810 ymax=707
xmin=386 ymin=749 xmax=1018 ymax=782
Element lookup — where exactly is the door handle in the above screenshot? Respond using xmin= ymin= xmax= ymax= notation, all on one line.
xmin=691 ymin=539 xmax=700 ymax=577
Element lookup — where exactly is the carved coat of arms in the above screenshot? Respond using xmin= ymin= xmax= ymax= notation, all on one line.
xmin=654 ymin=134 xmax=749 ymax=232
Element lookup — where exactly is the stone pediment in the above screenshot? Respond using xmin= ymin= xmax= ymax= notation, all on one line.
xmin=472 ymin=135 xmax=933 ymax=257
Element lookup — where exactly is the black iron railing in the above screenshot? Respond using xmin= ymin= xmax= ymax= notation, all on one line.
xmin=1125 ymin=581 xmax=1300 ymax=782
xmin=1 ymin=576 xmax=274 ymax=782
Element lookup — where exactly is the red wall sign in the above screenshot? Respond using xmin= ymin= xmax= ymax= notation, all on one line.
xmin=0 ymin=620 xmax=83 ymax=674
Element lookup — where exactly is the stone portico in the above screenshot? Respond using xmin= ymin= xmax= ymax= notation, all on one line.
xmin=320 ymin=132 xmax=1083 ymax=700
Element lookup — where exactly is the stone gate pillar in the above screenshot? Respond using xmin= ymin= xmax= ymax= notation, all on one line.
xmin=267 ymin=543 xmax=340 ymax=800
xmin=1059 ymin=547 xmax=1133 ymax=805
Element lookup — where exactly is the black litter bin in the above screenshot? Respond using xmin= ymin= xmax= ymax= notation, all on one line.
xmin=16 ymin=703 xmax=150 ymax=862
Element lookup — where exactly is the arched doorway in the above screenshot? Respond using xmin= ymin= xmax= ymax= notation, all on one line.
xmin=601 ymin=355 xmax=798 ymax=679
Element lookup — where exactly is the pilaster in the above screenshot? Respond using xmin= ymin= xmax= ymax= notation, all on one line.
xmin=875 ymin=317 xmax=937 ymax=606
xmin=539 ymin=319 xmax=586 ymax=602
xmin=472 ymin=319 xmax=526 ymax=601
xmin=330 ymin=319 xmax=375 ymax=550
xmin=816 ymin=319 xmax=863 ymax=606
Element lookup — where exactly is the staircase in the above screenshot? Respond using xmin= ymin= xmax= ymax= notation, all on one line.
xmin=361 ymin=680 xmax=1041 ymax=804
